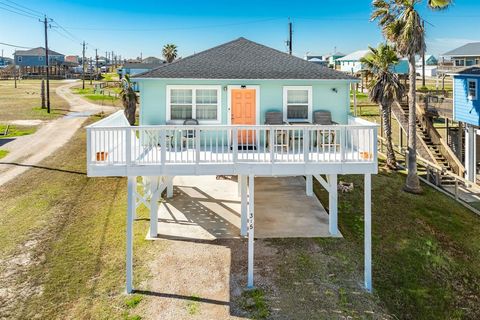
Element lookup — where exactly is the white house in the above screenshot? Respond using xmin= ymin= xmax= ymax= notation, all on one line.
xmin=338 ymin=50 xmax=370 ymax=74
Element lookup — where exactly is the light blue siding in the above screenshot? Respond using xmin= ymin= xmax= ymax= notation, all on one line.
xmin=453 ymin=75 xmax=480 ymax=126
xmin=15 ymin=54 xmax=64 ymax=67
xmin=136 ymin=79 xmax=352 ymax=125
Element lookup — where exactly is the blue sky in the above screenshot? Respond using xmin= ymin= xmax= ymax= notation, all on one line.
xmin=1 ymin=0 xmax=480 ymax=60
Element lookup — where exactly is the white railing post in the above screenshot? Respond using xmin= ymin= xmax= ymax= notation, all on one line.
xmin=303 ymin=128 xmax=309 ymax=163
xmin=340 ymin=126 xmax=346 ymax=162
xmin=160 ymin=130 xmax=166 ymax=165
xmin=86 ymin=128 xmax=92 ymax=165
xmin=195 ymin=128 xmax=200 ymax=164
xmin=126 ymin=127 xmax=132 ymax=166
xmin=364 ymin=173 xmax=372 ymax=292
xmin=372 ymin=127 xmax=378 ymax=163
xmin=233 ymin=128 xmax=238 ymax=162
xmin=269 ymin=127 xmax=274 ymax=163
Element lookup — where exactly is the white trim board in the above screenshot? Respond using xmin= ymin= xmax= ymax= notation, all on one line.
xmin=282 ymin=86 xmax=313 ymax=123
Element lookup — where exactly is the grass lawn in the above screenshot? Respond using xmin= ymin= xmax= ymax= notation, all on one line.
xmin=72 ymin=84 xmax=121 ymax=107
xmin=0 ymin=149 xmax=9 ymax=159
xmin=314 ymin=167 xmax=480 ymax=319
xmin=0 ymin=116 xmax=156 ymax=319
xmin=101 ymin=72 xmax=119 ymax=82
xmin=0 ymin=124 xmax=37 ymax=138
xmin=0 ymin=80 xmax=70 ymax=121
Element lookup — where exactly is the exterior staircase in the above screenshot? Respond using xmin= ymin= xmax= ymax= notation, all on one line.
xmin=393 ymin=100 xmax=463 ymax=186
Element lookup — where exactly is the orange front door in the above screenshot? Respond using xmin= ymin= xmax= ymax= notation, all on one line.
xmin=231 ymin=89 xmax=256 ymax=145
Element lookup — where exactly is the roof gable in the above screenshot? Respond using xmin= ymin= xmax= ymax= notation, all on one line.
xmin=15 ymin=47 xmax=63 ymax=57
xmin=133 ymin=38 xmax=356 ymax=80
xmin=337 ymin=50 xmax=370 ymax=62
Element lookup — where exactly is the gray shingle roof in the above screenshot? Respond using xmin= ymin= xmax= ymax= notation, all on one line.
xmin=455 ymin=67 xmax=480 ymax=76
xmin=133 ymin=38 xmax=357 ymax=80
xmin=443 ymin=42 xmax=480 ymax=57
xmin=15 ymin=47 xmax=63 ymax=56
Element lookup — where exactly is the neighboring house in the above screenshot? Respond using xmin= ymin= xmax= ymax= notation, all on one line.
xmin=443 ymin=42 xmax=480 ymax=68
xmin=118 ymin=63 xmax=162 ymax=78
xmin=338 ymin=50 xmax=408 ymax=75
xmin=418 ymin=54 xmax=438 ymax=66
xmin=142 ymin=56 xmax=164 ymax=64
xmin=14 ymin=47 xmax=65 ymax=67
xmin=326 ymin=52 xmax=346 ymax=69
xmin=64 ymin=55 xmax=80 ymax=65
xmin=451 ymin=67 xmax=480 ymax=182
xmin=0 ymin=57 xmax=13 ymax=67
xmin=338 ymin=50 xmax=370 ymax=73
xmin=86 ymin=37 xmax=378 ymax=295
xmin=304 ymin=54 xmax=328 ymax=67
xmin=416 ymin=55 xmax=439 ymax=78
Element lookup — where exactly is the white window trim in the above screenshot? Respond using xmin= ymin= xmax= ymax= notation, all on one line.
xmin=467 ymin=79 xmax=477 ymax=101
xmin=166 ymin=85 xmax=222 ymax=124
xmin=17 ymin=56 xmax=22 ymax=62
xmin=283 ymin=86 xmax=313 ymax=123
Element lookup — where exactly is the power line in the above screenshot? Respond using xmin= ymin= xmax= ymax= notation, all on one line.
xmin=4 ymin=0 xmax=43 ymax=16
xmin=0 ymin=0 xmax=42 ymax=19
xmin=52 ymin=19 xmax=82 ymax=42
xmin=62 ymin=17 xmax=283 ymax=32
xmin=0 ymin=4 xmax=39 ymax=19
xmin=0 ymin=41 xmax=32 ymax=49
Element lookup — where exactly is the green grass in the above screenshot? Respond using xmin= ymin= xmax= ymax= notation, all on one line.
xmin=101 ymin=72 xmax=119 ymax=82
xmin=239 ymin=289 xmax=269 ymax=319
xmin=0 ymin=80 xmax=70 ymax=121
xmin=0 ymin=116 xmax=159 ymax=319
xmin=0 ymin=149 xmax=9 ymax=159
xmin=186 ymin=295 xmax=201 ymax=315
xmin=72 ymin=84 xmax=120 ymax=107
xmin=0 ymin=124 xmax=36 ymax=138
xmin=313 ymin=165 xmax=480 ymax=319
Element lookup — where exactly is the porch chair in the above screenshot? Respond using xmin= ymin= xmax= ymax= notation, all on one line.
xmin=313 ymin=110 xmax=337 ymax=147
xmin=265 ymin=111 xmax=288 ymax=151
xmin=181 ymin=119 xmax=199 ymax=149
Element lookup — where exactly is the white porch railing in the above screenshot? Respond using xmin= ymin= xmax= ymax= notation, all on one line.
xmin=86 ymin=111 xmax=378 ymax=176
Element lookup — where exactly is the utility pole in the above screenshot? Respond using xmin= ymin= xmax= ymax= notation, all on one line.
xmin=82 ymin=41 xmax=86 ymax=89
xmin=43 ymin=15 xmax=51 ymax=113
xmin=95 ymin=48 xmax=99 ymax=76
xmin=422 ymin=20 xmax=426 ymax=88
xmin=89 ymin=57 xmax=93 ymax=85
xmin=13 ymin=49 xmax=17 ymax=88
xmin=288 ymin=18 xmax=293 ymax=55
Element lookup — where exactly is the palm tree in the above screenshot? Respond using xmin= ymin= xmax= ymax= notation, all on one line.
xmin=162 ymin=44 xmax=178 ymax=63
xmin=361 ymin=44 xmax=405 ymax=169
xmin=120 ymin=75 xmax=138 ymax=125
xmin=371 ymin=0 xmax=451 ymax=193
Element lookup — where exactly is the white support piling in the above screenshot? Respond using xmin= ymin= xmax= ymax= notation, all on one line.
xmin=240 ymin=175 xmax=248 ymax=237
xmin=149 ymin=176 xmax=159 ymax=239
xmin=364 ymin=173 xmax=372 ymax=292
xmin=328 ymin=174 xmax=338 ymax=236
xmin=237 ymin=175 xmax=242 ymax=197
xmin=166 ymin=176 xmax=174 ymax=198
xmin=126 ymin=176 xmax=136 ymax=294
xmin=306 ymin=175 xmax=313 ymax=196
xmin=247 ymin=174 xmax=255 ymax=288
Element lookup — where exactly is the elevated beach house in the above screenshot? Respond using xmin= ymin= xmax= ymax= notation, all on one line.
xmin=86 ymin=38 xmax=378 ymax=293
xmin=451 ymin=67 xmax=480 ymax=182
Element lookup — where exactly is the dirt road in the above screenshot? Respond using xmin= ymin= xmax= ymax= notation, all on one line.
xmin=0 ymin=80 xmax=118 ymax=186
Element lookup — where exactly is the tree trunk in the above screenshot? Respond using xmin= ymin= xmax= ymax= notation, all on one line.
xmin=404 ymin=54 xmax=422 ymax=193
xmin=381 ymin=102 xmax=396 ymax=169
xmin=124 ymin=99 xmax=136 ymax=126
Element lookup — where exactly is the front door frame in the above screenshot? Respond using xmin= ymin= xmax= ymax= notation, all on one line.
xmin=227 ymin=85 xmax=261 ymax=126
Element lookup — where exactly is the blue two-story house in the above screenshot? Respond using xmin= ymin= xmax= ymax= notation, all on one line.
xmin=14 ymin=47 xmax=65 ymax=67
xmin=452 ymin=67 xmax=480 ymax=182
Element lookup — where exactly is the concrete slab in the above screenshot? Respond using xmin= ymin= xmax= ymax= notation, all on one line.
xmin=154 ymin=175 xmax=339 ymax=240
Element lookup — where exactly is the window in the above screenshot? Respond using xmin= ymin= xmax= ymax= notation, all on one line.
xmin=283 ymin=86 xmax=312 ymax=122
xmin=167 ymin=85 xmax=221 ymax=123
xmin=38 ymin=56 xmax=43 ymax=61
xmin=17 ymin=56 xmax=22 ymax=62
xmin=455 ymin=59 xmax=465 ymax=67
xmin=468 ymin=79 xmax=477 ymax=100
